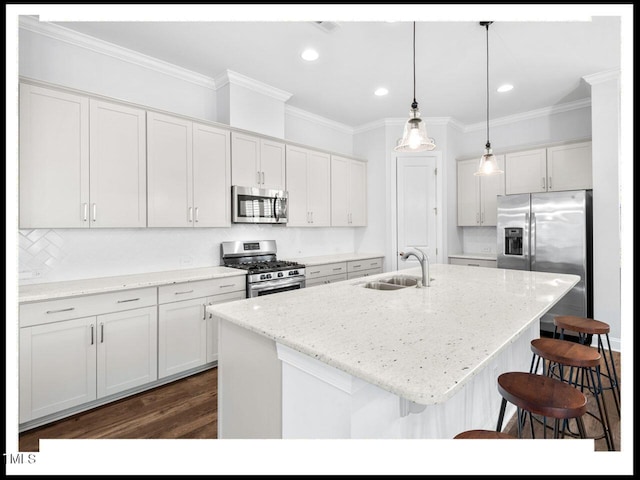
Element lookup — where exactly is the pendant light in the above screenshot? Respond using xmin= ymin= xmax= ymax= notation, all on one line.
xmin=474 ymin=21 xmax=503 ymax=176
xmin=394 ymin=22 xmax=435 ymax=152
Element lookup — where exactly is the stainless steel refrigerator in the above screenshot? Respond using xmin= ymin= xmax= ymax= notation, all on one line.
xmin=497 ymin=190 xmax=593 ymax=334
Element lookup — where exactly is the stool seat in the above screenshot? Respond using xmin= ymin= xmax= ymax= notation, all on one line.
xmin=454 ymin=429 xmax=516 ymax=439
xmin=554 ymin=315 xmax=610 ymax=335
xmin=531 ymin=338 xmax=600 ymax=368
xmin=498 ymin=372 xmax=587 ymax=419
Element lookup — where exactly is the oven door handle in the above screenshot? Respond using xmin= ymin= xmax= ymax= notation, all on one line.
xmin=248 ymin=276 xmax=305 ymax=296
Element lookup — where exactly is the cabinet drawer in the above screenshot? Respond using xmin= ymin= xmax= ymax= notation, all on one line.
xmin=304 ymin=262 xmax=347 ymax=279
xmin=305 ymin=273 xmax=348 ymax=287
xmin=158 ymin=276 xmax=245 ymax=304
xmin=449 ymin=258 xmax=497 ymax=268
xmin=19 ymin=287 xmax=157 ymax=327
xmin=347 ymin=258 xmax=382 ymax=273
xmin=347 ymin=267 xmax=383 ymax=280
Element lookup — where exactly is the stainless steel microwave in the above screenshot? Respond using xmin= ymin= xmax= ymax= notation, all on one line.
xmin=231 ymin=186 xmax=288 ymax=224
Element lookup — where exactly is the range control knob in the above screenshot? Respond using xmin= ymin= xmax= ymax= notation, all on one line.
xmin=278 ymin=272 xmax=284 ymax=278
xmin=289 ymin=270 xmax=298 ymax=276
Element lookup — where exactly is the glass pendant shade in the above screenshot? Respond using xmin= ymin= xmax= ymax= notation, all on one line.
xmin=474 ymin=145 xmax=503 ymax=176
xmin=394 ymin=106 xmax=436 ymax=152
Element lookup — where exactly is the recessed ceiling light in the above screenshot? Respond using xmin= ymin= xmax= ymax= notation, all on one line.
xmin=497 ymin=84 xmax=514 ymax=93
xmin=301 ymin=49 xmax=319 ymax=61
xmin=374 ymin=87 xmax=388 ymax=96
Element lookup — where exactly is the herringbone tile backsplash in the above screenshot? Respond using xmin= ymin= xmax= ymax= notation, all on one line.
xmin=17 ymin=227 xmax=356 ymax=284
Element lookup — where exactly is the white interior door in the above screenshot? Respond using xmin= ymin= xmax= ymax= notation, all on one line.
xmin=396 ymin=156 xmax=438 ymax=271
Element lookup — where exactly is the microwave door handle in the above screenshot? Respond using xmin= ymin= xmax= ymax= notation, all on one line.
xmin=273 ymin=195 xmax=279 ymax=222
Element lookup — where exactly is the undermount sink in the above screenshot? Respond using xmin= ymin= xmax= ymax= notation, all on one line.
xmin=383 ymin=276 xmax=419 ymax=287
xmin=360 ymin=276 xmax=420 ymax=290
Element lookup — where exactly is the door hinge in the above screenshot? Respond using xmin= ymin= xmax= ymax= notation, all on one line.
xmin=433 ymin=207 xmax=438 ymax=215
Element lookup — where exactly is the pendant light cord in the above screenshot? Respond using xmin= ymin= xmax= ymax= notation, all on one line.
xmin=485 ymin=22 xmax=490 ymax=149
xmin=411 ymin=22 xmax=418 ymax=109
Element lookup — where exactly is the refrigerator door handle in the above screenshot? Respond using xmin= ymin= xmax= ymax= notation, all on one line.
xmin=530 ymin=212 xmax=536 ymax=268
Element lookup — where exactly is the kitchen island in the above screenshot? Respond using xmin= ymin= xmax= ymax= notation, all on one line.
xmin=207 ymin=264 xmax=579 ymax=439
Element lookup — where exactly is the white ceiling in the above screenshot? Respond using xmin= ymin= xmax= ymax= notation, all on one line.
xmin=43 ymin=9 xmax=622 ymax=128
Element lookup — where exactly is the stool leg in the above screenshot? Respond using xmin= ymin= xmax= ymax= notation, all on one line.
xmin=576 ymin=416 xmax=587 ymax=439
xmin=590 ymin=366 xmax=615 ymax=451
xmin=599 ymin=333 xmax=621 ymax=415
xmin=496 ymin=397 xmax=507 ymax=432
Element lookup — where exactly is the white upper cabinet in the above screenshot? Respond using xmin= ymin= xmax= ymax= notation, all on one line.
xmin=285 ymin=145 xmax=331 ymax=226
xmin=19 ymin=84 xmax=147 ymax=229
xmin=231 ymin=132 xmax=285 ymax=190
xmin=505 ymin=142 xmax=592 ymax=195
xmin=147 ymin=111 xmax=230 ymax=227
xmin=457 ymin=156 xmax=505 ymax=226
xmin=546 ymin=141 xmax=593 ymax=192
xmin=19 ymin=84 xmax=90 ymax=228
xmin=331 ymin=155 xmax=367 ymax=227
xmin=505 ymin=148 xmax=548 ymax=195
xmin=89 ymin=99 xmax=147 ymax=227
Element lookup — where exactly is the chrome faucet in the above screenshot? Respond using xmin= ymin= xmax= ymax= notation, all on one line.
xmin=399 ymin=248 xmax=430 ymax=287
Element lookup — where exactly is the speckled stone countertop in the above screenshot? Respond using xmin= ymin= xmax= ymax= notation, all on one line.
xmin=284 ymin=252 xmax=384 ymax=266
xmin=19 ymin=266 xmax=246 ymax=303
xmin=208 ymin=264 xmax=579 ymax=405
xmin=448 ymin=253 xmax=497 ymax=261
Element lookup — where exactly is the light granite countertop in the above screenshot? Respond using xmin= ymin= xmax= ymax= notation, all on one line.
xmin=448 ymin=253 xmax=497 ymax=261
xmin=284 ymin=252 xmax=384 ymax=266
xmin=19 ymin=266 xmax=246 ymax=303
xmin=208 ymin=263 xmax=579 ymax=405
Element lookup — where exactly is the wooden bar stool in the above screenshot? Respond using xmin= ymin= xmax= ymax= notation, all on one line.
xmin=530 ymin=337 xmax=614 ymax=450
xmin=454 ymin=430 xmax=516 ymax=439
xmin=496 ymin=372 xmax=588 ymax=440
xmin=554 ymin=315 xmax=620 ymax=415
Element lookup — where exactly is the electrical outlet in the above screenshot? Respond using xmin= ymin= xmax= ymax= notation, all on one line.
xmin=19 ymin=269 xmax=42 ymax=280
xmin=179 ymin=256 xmax=193 ymax=267
xmin=481 ymin=247 xmax=491 ymax=253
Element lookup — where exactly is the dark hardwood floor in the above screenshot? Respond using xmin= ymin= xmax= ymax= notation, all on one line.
xmin=19 ymin=352 xmax=621 ymax=452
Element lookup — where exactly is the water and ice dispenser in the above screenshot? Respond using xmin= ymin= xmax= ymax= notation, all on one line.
xmin=504 ymin=228 xmax=523 ymax=255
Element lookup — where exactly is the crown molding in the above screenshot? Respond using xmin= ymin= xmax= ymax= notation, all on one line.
xmin=583 ymin=69 xmax=621 ymax=86
xmin=285 ymin=105 xmax=353 ymax=134
xmin=464 ymin=98 xmax=592 ymax=133
xmin=214 ymin=70 xmax=292 ymax=102
xmin=18 ymin=15 xmax=216 ymax=90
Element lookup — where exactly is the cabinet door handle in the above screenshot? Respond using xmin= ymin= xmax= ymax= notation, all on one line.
xmin=208 ymin=302 xmax=213 ymax=319
xmin=174 ymin=289 xmax=194 ymax=295
xmin=92 ymin=203 xmax=97 ymax=222
xmin=100 ymin=323 xmax=104 ymax=343
xmin=468 ymin=263 xmax=480 ymax=267
xmin=261 ymin=171 xmax=265 ymax=185
xmin=541 ymin=177 xmax=546 ymax=190
xmin=90 ymin=324 xmax=94 ymax=345
xmin=310 ymin=270 xmax=320 ymax=275
xmin=46 ymin=307 xmax=75 ymax=314
xmin=82 ymin=203 xmax=88 ymax=222
xmin=481 ymin=212 xmax=485 ymax=224
xmin=548 ymin=177 xmax=552 ymax=190
xmin=219 ymin=284 xmax=235 ymax=289
xmin=203 ymin=303 xmax=207 ymax=320
xmin=195 ymin=207 xmax=199 ymax=223
xmin=256 ymin=171 xmax=261 ymax=185
xmin=332 ymin=267 xmax=343 ymax=272
xmin=188 ymin=207 xmax=193 ymax=223
xmin=117 ymin=298 xmax=140 ymax=303
xmin=310 ymin=211 xmax=313 ymax=223
xmin=352 ymin=264 xmax=361 ymax=268
xmin=476 ymin=212 xmax=480 ymax=224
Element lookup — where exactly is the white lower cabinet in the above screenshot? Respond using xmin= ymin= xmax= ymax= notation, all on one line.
xmin=158 ymin=279 xmax=245 ymax=378
xmin=346 ymin=258 xmax=383 ymax=280
xmin=19 ymin=305 xmax=157 ymax=423
xmin=304 ymin=262 xmax=348 ymax=287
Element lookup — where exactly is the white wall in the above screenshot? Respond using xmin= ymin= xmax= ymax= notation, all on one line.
xmin=285 ymin=106 xmax=353 ymax=156
xmin=585 ymin=71 xmax=621 ymax=345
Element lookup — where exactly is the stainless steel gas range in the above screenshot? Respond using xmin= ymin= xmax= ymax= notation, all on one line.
xmin=220 ymin=240 xmax=305 ymax=298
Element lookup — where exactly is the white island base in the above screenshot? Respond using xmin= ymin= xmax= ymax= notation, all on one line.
xmin=218 ymin=318 xmax=535 ymax=439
